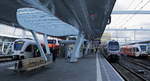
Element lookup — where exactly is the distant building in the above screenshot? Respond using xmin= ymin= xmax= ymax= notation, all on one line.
xmin=101 ymin=33 xmax=111 ymax=44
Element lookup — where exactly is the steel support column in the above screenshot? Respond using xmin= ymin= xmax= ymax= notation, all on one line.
xmin=70 ymin=33 xmax=84 ymax=62
xmin=1 ymin=37 xmax=4 ymax=53
xmin=5 ymin=42 xmax=12 ymax=55
xmin=1 ymin=42 xmax=4 ymax=54
xmin=43 ymin=34 xmax=52 ymax=62
xmin=31 ymin=31 xmax=47 ymax=61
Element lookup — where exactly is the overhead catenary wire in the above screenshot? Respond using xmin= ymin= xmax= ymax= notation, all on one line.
xmin=117 ymin=0 xmax=144 ymax=26
xmin=120 ymin=0 xmax=150 ymax=27
xmin=114 ymin=0 xmax=136 ymax=25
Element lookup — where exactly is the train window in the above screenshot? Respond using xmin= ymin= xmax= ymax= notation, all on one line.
xmin=133 ymin=47 xmax=138 ymax=52
xmin=135 ymin=48 xmax=139 ymax=52
xmin=58 ymin=40 xmax=61 ymax=44
xmin=140 ymin=45 xmax=146 ymax=51
xmin=14 ymin=41 xmax=24 ymax=51
xmin=48 ymin=40 xmax=56 ymax=44
xmin=147 ymin=46 xmax=150 ymax=53
xmin=108 ymin=42 xmax=119 ymax=51
xmin=25 ymin=45 xmax=33 ymax=52
xmin=148 ymin=46 xmax=150 ymax=50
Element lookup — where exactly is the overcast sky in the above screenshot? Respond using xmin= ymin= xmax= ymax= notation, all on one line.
xmin=104 ymin=0 xmax=150 ymax=43
xmin=109 ymin=0 xmax=150 ymax=29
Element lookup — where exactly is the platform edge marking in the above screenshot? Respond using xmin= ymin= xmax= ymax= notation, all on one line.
xmin=96 ymin=54 xmax=102 ymax=81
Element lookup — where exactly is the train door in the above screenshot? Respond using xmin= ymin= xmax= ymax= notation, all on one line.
xmin=23 ymin=44 xmax=34 ymax=58
xmin=147 ymin=45 xmax=150 ymax=54
xmin=126 ymin=48 xmax=131 ymax=56
xmin=134 ymin=47 xmax=140 ymax=57
xmin=120 ymin=48 xmax=124 ymax=55
xmin=33 ymin=45 xmax=41 ymax=57
xmin=124 ymin=47 xmax=129 ymax=56
xmin=131 ymin=48 xmax=134 ymax=56
xmin=123 ymin=47 xmax=128 ymax=55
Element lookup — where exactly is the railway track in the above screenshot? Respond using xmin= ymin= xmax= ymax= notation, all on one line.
xmin=127 ymin=56 xmax=150 ymax=66
xmin=133 ymin=59 xmax=150 ymax=67
xmin=122 ymin=55 xmax=150 ymax=66
xmin=118 ymin=56 xmax=150 ymax=81
xmin=111 ymin=63 xmax=148 ymax=81
xmin=101 ymin=49 xmax=150 ymax=81
xmin=127 ymin=58 xmax=150 ymax=71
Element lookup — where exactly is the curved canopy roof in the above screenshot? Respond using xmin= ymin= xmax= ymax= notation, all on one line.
xmin=17 ymin=8 xmax=79 ymax=36
xmin=0 ymin=0 xmax=116 ymax=39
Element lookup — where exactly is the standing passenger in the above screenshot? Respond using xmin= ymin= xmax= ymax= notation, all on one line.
xmin=51 ymin=47 xmax=57 ymax=62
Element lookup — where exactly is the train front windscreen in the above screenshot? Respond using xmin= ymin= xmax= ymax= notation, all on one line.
xmin=48 ymin=40 xmax=59 ymax=48
xmin=140 ymin=45 xmax=146 ymax=51
xmin=108 ymin=42 xmax=119 ymax=51
xmin=48 ymin=40 xmax=56 ymax=44
xmin=14 ymin=41 xmax=24 ymax=51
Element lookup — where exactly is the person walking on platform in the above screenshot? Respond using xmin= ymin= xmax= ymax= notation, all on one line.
xmin=51 ymin=48 xmax=57 ymax=62
xmin=94 ymin=47 xmax=99 ymax=54
xmin=66 ymin=48 xmax=72 ymax=62
xmin=66 ymin=52 xmax=71 ymax=62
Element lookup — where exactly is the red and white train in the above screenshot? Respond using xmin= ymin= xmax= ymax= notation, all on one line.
xmin=120 ymin=44 xmax=149 ymax=57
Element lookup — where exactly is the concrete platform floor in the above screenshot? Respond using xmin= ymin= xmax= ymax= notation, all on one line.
xmin=0 ymin=55 xmax=96 ymax=81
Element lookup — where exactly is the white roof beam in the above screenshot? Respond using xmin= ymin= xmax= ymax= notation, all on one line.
xmin=112 ymin=10 xmax=150 ymax=14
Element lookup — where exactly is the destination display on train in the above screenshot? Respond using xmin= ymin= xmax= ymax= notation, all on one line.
xmin=16 ymin=41 xmax=24 ymax=44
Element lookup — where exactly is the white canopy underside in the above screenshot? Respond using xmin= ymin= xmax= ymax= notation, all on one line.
xmin=17 ymin=8 xmax=79 ymax=36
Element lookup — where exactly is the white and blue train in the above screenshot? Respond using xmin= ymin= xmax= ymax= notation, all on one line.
xmin=104 ymin=40 xmax=120 ymax=62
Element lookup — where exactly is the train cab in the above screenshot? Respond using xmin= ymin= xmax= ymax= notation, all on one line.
xmin=10 ymin=38 xmax=53 ymax=72
xmin=48 ymin=39 xmax=60 ymax=48
xmin=105 ymin=40 xmax=120 ymax=62
xmin=106 ymin=40 xmax=120 ymax=55
xmin=139 ymin=44 xmax=148 ymax=56
xmin=12 ymin=39 xmax=40 ymax=60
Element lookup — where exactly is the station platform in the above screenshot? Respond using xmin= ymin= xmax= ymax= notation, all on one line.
xmin=0 ymin=53 xmax=124 ymax=81
xmin=97 ymin=54 xmax=124 ymax=81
